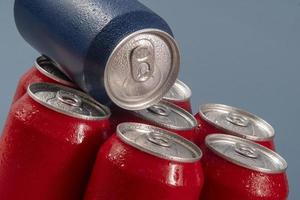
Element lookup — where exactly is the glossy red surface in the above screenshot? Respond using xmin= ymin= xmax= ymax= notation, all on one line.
xmin=110 ymin=107 xmax=197 ymax=142
xmin=84 ymin=134 xmax=204 ymax=200
xmin=0 ymin=94 xmax=111 ymax=200
xmin=12 ymin=66 xmax=77 ymax=103
xmin=165 ymin=99 xmax=193 ymax=113
xmin=200 ymin=146 xmax=289 ymax=200
xmin=194 ymin=113 xmax=275 ymax=150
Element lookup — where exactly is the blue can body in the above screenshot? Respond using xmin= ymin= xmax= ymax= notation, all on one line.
xmin=14 ymin=0 xmax=173 ymax=104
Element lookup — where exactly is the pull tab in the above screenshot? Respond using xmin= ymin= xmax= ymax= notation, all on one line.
xmin=147 ymin=132 xmax=172 ymax=147
xmin=130 ymin=39 xmax=155 ymax=82
xmin=56 ymin=90 xmax=82 ymax=107
xmin=147 ymin=105 xmax=170 ymax=116
xmin=234 ymin=143 xmax=258 ymax=159
xmin=226 ymin=112 xmax=249 ymax=127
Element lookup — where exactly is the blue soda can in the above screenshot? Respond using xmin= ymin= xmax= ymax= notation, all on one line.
xmin=14 ymin=0 xmax=180 ymax=110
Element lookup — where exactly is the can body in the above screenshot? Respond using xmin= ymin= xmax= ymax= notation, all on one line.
xmin=111 ymin=106 xmax=197 ymax=141
xmin=194 ymin=113 xmax=275 ymax=150
xmin=201 ymin=135 xmax=288 ymax=200
xmin=12 ymin=56 xmax=76 ymax=103
xmin=14 ymin=0 xmax=179 ymax=109
xmin=84 ymin=123 xmax=204 ymax=200
xmin=0 ymin=85 xmax=111 ymax=200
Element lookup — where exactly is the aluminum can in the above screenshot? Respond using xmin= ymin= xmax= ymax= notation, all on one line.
xmin=14 ymin=0 xmax=180 ymax=110
xmin=84 ymin=122 xmax=204 ymax=200
xmin=0 ymin=82 xmax=111 ymax=200
xmin=12 ymin=56 xmax=76 ymax=103
xmin=194 ymin=103 xmax=275 ymax=150
xmin=163 ymin=79 xmax=192 ymax=113
xmin=111 ymin=101 xmax=199 ymax=141
xmin=200 ymin=134 xmax=288 ymax=200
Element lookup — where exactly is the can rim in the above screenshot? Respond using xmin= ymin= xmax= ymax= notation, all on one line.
xmin=116 ymin=122 xmax=202 ymax=163
xmin=27 ymin=82 xmax=111 ymax=121
xmin=35 ymin=56 xmax=75 ymax=87
xmin=205 ymin=134 xmax=287 ymax=174
xmin=104 ymin=28 xmax=180 ymax=110
xmin=199 ymin=103 xmax=275 ymax=141
xmin=134 ymin=100 xmax=198 ymax=131
xmin=163 ymin=79 xmax=192 ymax=101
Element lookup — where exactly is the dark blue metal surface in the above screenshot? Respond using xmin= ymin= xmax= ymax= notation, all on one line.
xmin=14 ymin=0 xmax=173 ymax=104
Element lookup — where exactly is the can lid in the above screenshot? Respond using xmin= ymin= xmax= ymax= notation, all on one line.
xmin=35 ymin=56 xmax=75 ymax=87
xmin=199 ymin=104 xmax=274 ymax=141
xmin=104 ymin=29 xmax=180 ymax=110
xmin=134 ymin=101 xmax=197 ymax=131
xmin=206 ymin=134 xmax=287 ymax=174
xmin=28 ymin=82 xmax=111 ymax=120
xmin=163 ymin=79 xmax=191 ymax=101
xmin=117 ymin=122 xmax=202 ymax=163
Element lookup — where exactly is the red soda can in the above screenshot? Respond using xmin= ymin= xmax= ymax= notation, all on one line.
xmin=201 ymin=134 xmax=289 ymax=200
xmin=12 ymin=56 xmax=76 ymax=102
xmin=194 ymin=104 xmax=275 ymax=150
xmin=111 ymin=101 xmax=198 ymax=141
xmin=84 ymin=122 xmax=204 ymax=200
xmin=0 ymin=82 xmax=111 ymax=200
xmin=163 ymin=79 xmax=192 ymax=113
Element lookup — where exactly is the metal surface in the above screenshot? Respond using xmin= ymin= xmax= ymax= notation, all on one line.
xmin=35 ymin=56 xmax=74 ymax=87
xmin=199 ymin=104 xmax=274 ymax=141
xmin=134 ymin=101 xmax=197 ymax=130
xmin=163 ymin=79 xmax=191 ymax=101
xmin=206 ymin=134 xmax=287 ymax=174
xmin=117 ymin=122 xmax=202 ymax=163
xmin=28 ymin=83 xmax=110 ymax=120
xmin=105 ymin=29 xmax=180 ymax=110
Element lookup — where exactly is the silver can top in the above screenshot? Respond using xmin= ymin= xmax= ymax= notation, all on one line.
xmin=35 ymin=56 xmax=75 ymax=87
xmin=28 ymin=82 xmax=111 ymax=120
xmin=199 ymin=104 xmax=274 ymax=141
xmin=206 ymin=134 xmax=287 ymax=174
xmin=163 ymin=79 xmax=192 ymax=101
xmin=134 ymin=101 xmax=197 ymax=131
xmin=104 ymin=29 xmax=180 ymax=110
xmin=117 ymin=122 xmax=202 ymax=163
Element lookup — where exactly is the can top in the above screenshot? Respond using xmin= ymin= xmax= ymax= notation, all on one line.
xmin=28 ymin=82 xmax=111 ymax=120
xmin=206 ymin=134 xmax=287 ymax=174
xmin=134 ymin=101 xmax=197 ymax=131
xmin=163 ymin=79 xmax=192 ymax=101
xmin=199 ymin=104 xmax=274 ymax=141
xmin=35 ymin=56 xmax=75 ymax=87
xmin=117 ymin=122 xmax=202 ymax=163
xmin=104 ymin=29 xmax=180 ymax=110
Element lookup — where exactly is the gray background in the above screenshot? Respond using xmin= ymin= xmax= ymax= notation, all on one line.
xmin=0 ymin=0 xmax=299 ymax=199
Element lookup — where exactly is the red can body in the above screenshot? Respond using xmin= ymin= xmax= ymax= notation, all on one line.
xmin=200 ymin=143 xmax=289 ymax=200
xmin=111 ymin=106 xmax=197 ymax=142
xmin=194 ymin=113 xmax=275 ymax=150
xmin=12 ymin=57 xmax=76 ymax=103
xmin=84 ymin=133 xmax=204 ymax=200
xmin=0 ymin=89 xmax=111 ymax=200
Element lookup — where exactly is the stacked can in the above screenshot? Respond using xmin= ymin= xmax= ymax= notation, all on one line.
xmin=0 ymin=83 xmax=111 ymax=200
xmin=163 ymin=79 xmax=193 ymax=113
xmin=14 ymin=0 xmax=180 ymax=110
xmin=201 ymin=134 xmax=288 ymax=200
xmin=84 ymin=122 xmax=204 ymax=200
xmin=12 ymin=56 xmax=76 ymax=103
xmin=194 ymin=104 xmax=275 ymax=150
xmin=111 ymin=100 xmax=199 ymax=141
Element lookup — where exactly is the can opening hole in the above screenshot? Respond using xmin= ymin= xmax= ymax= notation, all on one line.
xmin=234 ymin=143 xmax=258 ymax=159
xmin=226 ymin=112 xmax=249 ymax=127
xmin=56 ymin=90 xmax=82 ymax=107
xmin=147 ymin=105 xmax=170 ymax=116
xmin=147 ymin=132 xmax=172 ymax=147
